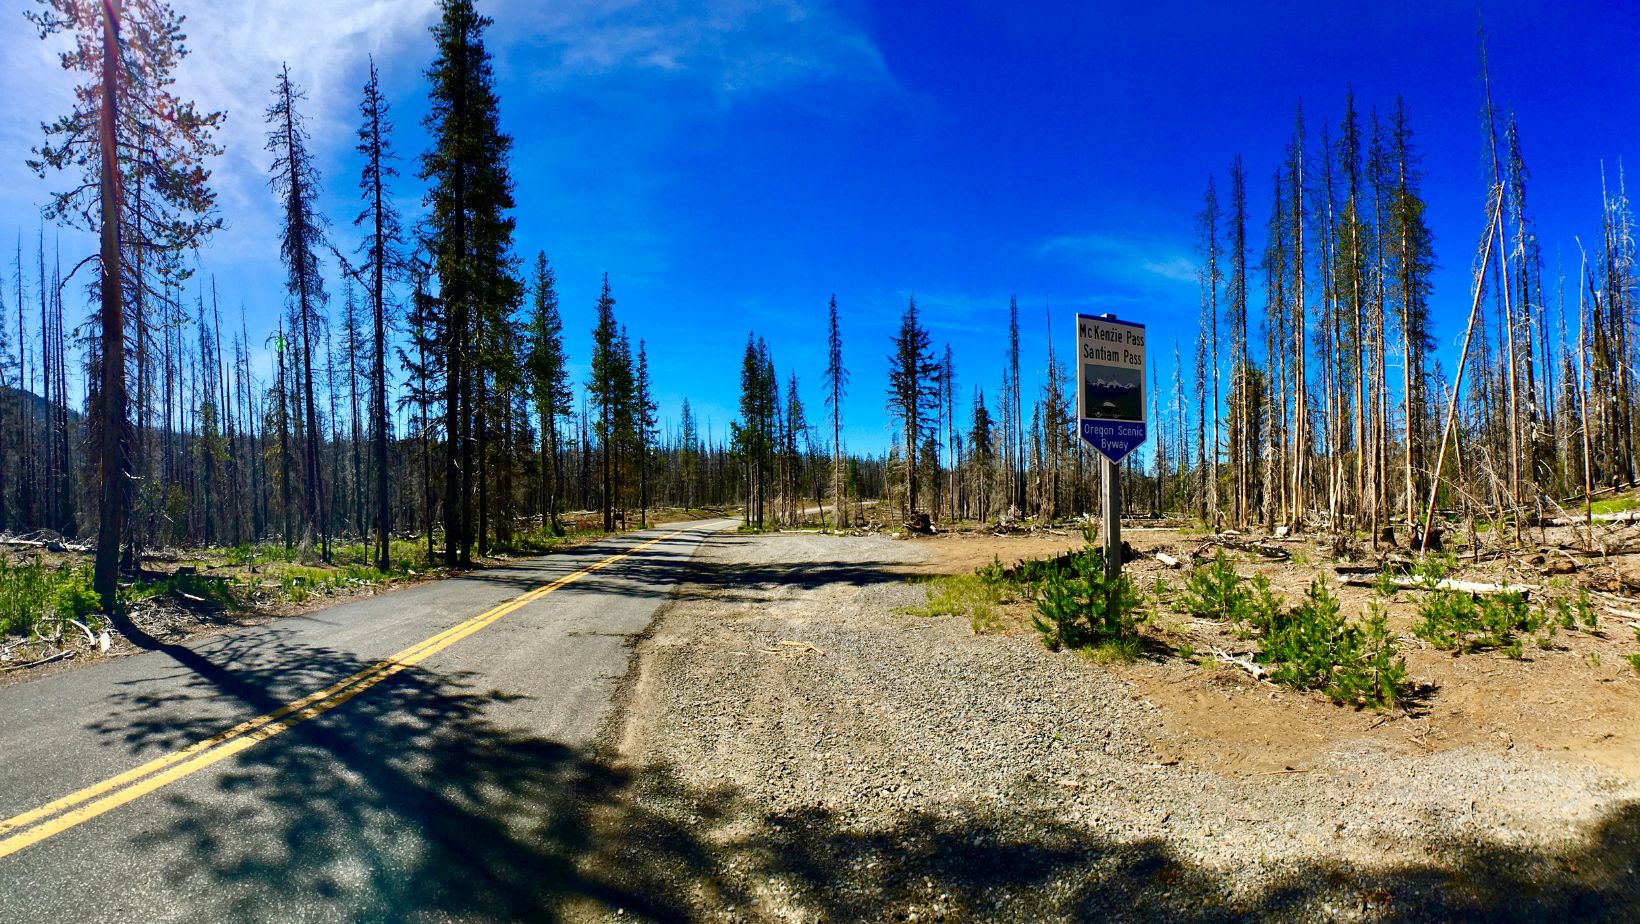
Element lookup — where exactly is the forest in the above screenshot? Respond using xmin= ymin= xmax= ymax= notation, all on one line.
xmin=3 ymin=0 xmax=1638 ymax=631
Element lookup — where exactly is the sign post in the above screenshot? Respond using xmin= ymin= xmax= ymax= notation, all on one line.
xmin=1075 ymin=314 xmax=1147 ymax=580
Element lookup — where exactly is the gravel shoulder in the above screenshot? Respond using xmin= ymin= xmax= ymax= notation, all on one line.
xmin=588 ymin=529 xmax=1640 ymax=923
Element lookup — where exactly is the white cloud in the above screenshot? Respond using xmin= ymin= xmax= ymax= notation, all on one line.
xmin=1039 ymin=233 xmax=1199 ymax=285
xmin=0 ymin=1 xmax=441 ymax=298
xmin=1 ymin=0 xmax=891 ymax=338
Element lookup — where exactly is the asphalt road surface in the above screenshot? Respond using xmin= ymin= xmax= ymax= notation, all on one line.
xmin=0 ymin=519 xmax=734 ymax=923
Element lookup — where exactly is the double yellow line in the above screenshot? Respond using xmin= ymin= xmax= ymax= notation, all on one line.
xmin=0 ymin=526 xmax=696 ymax=860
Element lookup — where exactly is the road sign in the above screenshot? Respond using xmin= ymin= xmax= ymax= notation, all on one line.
xmin=1076 ymin=313 xmax=1147 ymax=465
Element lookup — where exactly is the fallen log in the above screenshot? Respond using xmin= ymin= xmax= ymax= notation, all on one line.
xmin=1545 ymin=511 xmax=1640 ymax=526
xmin=1155 ymin=552 xmax=1184 ymax=569
xmin=0 ymin=537 xmax=92 ymax=553
xmin=1338 ymin=573 xmax=1536 ymax=596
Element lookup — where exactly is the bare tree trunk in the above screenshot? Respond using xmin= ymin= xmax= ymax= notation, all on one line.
xmin=94 ymin=0 xmax=128 ymax=609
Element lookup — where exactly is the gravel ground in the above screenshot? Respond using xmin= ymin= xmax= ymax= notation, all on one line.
xmin=584 ymin=530 xmax=1640 ymax=922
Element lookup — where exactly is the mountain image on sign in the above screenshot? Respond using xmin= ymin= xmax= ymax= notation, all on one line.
xmin=1082 ymin=365 xmax=1143 ymax=422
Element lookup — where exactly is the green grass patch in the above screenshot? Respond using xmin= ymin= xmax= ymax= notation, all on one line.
xmin=1590 ymin=495 xmax=1639 ymax=515
xmin=903 ymin=573 xmax=1006 ymax=633
xmin=0 ymin=557 xmax=101 ymax=637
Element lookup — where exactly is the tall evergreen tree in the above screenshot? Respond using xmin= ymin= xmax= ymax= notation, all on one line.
xmin=635 ymin=339 xmax=657 ymax=527
xmin=421 ymin=0 xmax=516 ymax=564
xmin=587 ymin=274 xmax=620 ymax=531
xmin=1389 ymin=96 xmax=1436 ymax=529
xmin=887 ymin=296 xmax=938 ymax=517
xmin=29 ymin=0 xmax=222 ymax=607
xmin=822 ymin=295 xmax=847 ymax=527
xmin=968 ymin=387 xmax=993 ymax=523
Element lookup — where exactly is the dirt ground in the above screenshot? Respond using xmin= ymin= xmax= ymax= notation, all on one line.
xmin=605 ymin=528 xmax=1640 ymax=921
xmin=906 ymin=525 xmax=1640 ymax=782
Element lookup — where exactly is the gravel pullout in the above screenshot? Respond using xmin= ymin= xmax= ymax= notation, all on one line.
xmin=590 ymin=530 xmax=1640 ymax=922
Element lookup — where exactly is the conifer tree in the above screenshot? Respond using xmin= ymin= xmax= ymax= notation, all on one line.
xmin=887 ymin=296 xmax=938 ymax=517
xmin=422 ymin=0 xmax=516 ymax=564
xmin=527 ymin=252 xmax=571 ymax=533
xmin=635 ymin=340 xmax=657 ymax=527
xmin=266 ymin=64 xmax=331 ymax=561
xmin=968 ymin=387 xmax=993 ymax=522
xmin=29 ymin=0 xmax=222 ymax=606
xmin=587 ymin=275 xmax=620 ymax=531
xmin=822 ymin=295 xmax=847 ymax=527
xmin=1389 ymin=96 xmax=1436 ymax=529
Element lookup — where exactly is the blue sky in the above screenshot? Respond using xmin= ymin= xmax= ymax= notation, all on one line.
xmin=2 ymin=0 xmax=1638 ymax=459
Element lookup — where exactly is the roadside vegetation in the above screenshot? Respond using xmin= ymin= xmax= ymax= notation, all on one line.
xmin=0 ymin=557 xmax=101 ymax=638
xmin=907 ymin=508 xmax=1640 ymax=721
xmin=0 ymin=515 xmax=664 ymax=659
xmin=1177 ymin=551 xmax=1407 ymax=709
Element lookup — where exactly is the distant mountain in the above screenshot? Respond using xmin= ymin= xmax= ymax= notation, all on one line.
xmin=0 ymin=385 xmax=82 ymax=424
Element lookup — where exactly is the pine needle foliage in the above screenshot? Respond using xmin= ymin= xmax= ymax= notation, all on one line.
xmin=1029 ymin=549 xmax=1141 ymax=654
xmin=1252 ymin=582 xmax=1407 ymax=709
xmin=1413 ymin=588 xmax=1541 ymax=657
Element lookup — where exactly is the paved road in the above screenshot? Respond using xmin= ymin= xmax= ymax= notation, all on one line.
xmin=0 ymin=519 xmax=733 ymax=923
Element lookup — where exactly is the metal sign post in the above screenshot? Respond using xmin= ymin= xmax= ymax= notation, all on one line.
xmin=1075 ymin=313 xmax=1148 ymax=580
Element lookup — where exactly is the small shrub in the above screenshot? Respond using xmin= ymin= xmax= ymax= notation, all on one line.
xmin=1411 ymin=551 xmax=1458 ymax=587
xmin=976 ymin=555 xmax=1007 ymax=587
xmin=50 ymin=567 xmax=102 ymax=621
xmin=1414 ymin=588 xmax=1539 ymax=656
xmin=1577 ymin=590 xmax=1599 ymax=630
xmin=1550 ymin=596 xmax=1578 ymax=630
xmin=1372 ymin=569 xmax=1401 ymax=598
xmin=1537 ymin=619 xmax=1559 ymax=650
xmin=1030 ymin=550 xmax=1140 ymax=652
xmin=0 ymin=558 xmax=102 ymax=637
xmin=134 ymin=570 xmax=240 ymax=610
xmin=1627 ymin=654 xmax=1640 ymax=676
xmin=1178 ymin=550 xmax=1248 ymax=622
xmin=223 ymin=545 xmax=258 ymax=567
xmin=1150 ymin=574 xmax=1172 ymax=606
xmin=1247 ymin=573 xmax=1283 ymax=627
xmin=1257 ymin=583 xmax=1407 ymax=709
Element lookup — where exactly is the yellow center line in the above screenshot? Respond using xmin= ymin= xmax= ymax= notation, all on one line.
xmin=0 ymin=526 xmax=699 ymax=860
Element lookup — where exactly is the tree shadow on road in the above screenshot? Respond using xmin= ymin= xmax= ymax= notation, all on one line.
xmin=80 ymin=628 xmax=1640 ymax=923
xmin=451 ymin=531 xmax=914 ymax=607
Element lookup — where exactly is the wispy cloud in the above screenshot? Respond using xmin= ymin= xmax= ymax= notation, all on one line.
xmin=1039 ymin=233 xmax=1199 ymax=286
xmin=503 ymin=0 xmax=895 ymax=101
